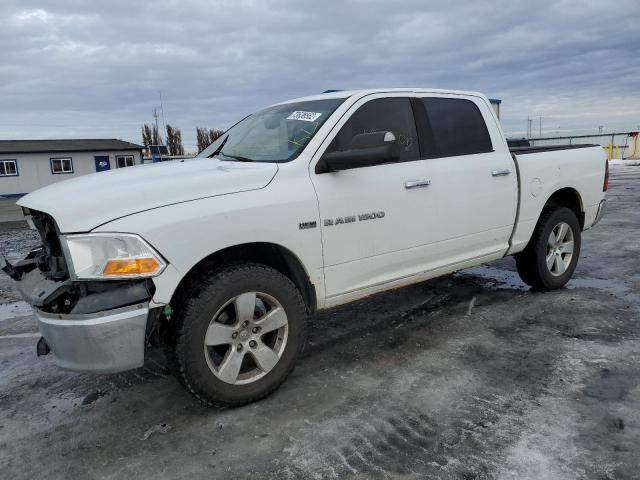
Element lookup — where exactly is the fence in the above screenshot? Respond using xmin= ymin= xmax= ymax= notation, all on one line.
xmin=529 ymin=132 xmax=638 ymax=160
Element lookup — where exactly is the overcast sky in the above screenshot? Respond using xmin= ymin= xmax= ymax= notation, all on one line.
xmin=1 ymin=0 xmax=638 ymax=152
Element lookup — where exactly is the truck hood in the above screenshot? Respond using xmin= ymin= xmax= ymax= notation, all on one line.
xmin=18 ymin=158 xmax=278 ymax=232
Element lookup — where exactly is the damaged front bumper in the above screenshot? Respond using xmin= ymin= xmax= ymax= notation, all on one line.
xmin=35 ymin=303 xmax=149 ymax=373
xmin=1 ymin=253 xmax=158 ymax=373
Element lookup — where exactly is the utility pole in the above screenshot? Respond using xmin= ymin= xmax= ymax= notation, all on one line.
xmin=153 ymin=108 xmax=159 ymax=132
xmin=539 ymin=116 xmax=542 ymax=137
xmin=159 ymin=91 xmax=166 ymax=134
xmin=527 ymin=117 xmax=533 ymax=138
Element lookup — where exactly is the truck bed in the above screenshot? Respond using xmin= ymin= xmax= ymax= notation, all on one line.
xmin=508 ymin=143 xmax=606 ymax=255
xmin=510 ymin=144 xmax=598 ymax=155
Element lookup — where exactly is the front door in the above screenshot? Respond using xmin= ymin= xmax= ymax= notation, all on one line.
xmin=310 ymin=95 xmax=440 ymax=301
xmin=94 ymin=155 xmax=110 ymax=172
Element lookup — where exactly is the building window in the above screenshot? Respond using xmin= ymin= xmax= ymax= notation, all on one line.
xmin=0 ymin=159 xmax=18 ymax=176
xmin=50 ymin=157 xmax=74 ymax=174
xmin=116 ymin=155 xmax=135 ymax=168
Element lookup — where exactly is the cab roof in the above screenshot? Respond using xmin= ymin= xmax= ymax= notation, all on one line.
xmin=275 ymin=88 xmax=487 ymax=105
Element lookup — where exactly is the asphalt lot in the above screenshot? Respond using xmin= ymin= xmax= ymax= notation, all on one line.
xmin=0 ymin=198 xmax=24 ymax=223
xmin=1 ymin=164 xmax=638 ymax=479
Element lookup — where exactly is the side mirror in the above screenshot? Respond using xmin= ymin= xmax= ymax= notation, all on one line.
xmin=316 ymin=131 xmax=397 ymax=174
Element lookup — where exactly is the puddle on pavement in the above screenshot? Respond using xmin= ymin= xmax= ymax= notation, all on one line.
xmin=0 ymin=301 xmax=33 ymax=323
xmin=583 ymin=369 xmax=631 ymax=401
xmin=457 ymin=266 xmax=529 ymax=291
xmin=567 ymin=277 xmax=640 ymax=311
xmin=460 ymin=266 xmax=640 ymax=311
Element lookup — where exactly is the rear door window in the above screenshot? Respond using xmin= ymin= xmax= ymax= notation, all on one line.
xmin=420 ymin=97 xmax=493 ymax=157
xmin=326 ymin=97 xmax=420 ymax=162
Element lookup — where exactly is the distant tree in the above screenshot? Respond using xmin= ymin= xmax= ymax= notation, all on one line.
xmin=142 ymin=124 xmax=153 ymax=149
xmin=142 ymin=123 xmax=163 ymax=148
xmin=166 ymin=125 xmax=184 ymax=156
xmin=208 ymin=128 xmax=225 ymax=145
xmin=196 ymin=127 xmax=208 ymax=153
xmin=196 ymin=127 xmax=225 ymax=153
xmin=196 ymin=128 xmax=203 ymax=153
xmin=151 ymin=124 xmax=163 ymax=146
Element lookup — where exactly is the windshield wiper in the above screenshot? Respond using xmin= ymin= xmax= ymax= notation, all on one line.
xmin=207 ymin=135 xmax=229 ymax=158
xmin=218 ymin=152 xmax=254 ymax=162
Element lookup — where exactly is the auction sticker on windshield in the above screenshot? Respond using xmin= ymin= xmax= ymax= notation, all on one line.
xmin=286 ymin=111 xmax=322 ymax=122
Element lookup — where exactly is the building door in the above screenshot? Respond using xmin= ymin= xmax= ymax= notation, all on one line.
xmin=94 ymin=155 xmax=110 ymax=172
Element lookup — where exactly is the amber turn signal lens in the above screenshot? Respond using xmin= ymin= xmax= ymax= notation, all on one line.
xmin=102 ymin=257 xmax=159 ymax=276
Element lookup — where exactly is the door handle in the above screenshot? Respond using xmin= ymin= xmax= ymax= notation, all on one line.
xmin=491 ymin=168 xmax=511 ymax=177
xmin=404 ymin=178 xmax=431 ymax=189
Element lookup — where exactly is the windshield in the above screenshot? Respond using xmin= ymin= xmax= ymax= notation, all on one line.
xmin=198 ymin=98 xmax=346 ymax=162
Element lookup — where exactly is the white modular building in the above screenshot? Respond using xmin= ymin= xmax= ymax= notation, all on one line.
xmin=0 ymin=139 xmax=144 ymax=198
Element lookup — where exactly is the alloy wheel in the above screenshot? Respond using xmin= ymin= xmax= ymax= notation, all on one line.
xmin=546 ymin=221 xmax=574 ymax=276
xmin=203 ymin=292 xmax=288 ymax=385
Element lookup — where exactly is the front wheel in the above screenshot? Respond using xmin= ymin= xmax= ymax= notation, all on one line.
xmin=515 ymin=207 xmax=581 ymax=290
xmin=173 ymin=263 xmax=307 ymax=407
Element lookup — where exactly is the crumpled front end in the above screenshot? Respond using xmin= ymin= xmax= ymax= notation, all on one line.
xmin=1 ymin=209 xmax=158 ymax=373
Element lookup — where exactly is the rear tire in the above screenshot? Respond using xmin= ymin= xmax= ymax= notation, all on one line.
xmin=515 ymin=207 xmax=581 ymax=290
xmin=172 ymin=263 xmax=307 ymax=407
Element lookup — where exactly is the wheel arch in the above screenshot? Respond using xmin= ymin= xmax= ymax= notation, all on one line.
xmin=169 ymin=242 xmax=317 ymax=315
xmin=542 ymin=187 xmax=585 ymax=229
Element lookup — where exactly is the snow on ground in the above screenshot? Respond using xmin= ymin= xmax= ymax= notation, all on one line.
xmin=0 ymin=222 xmax=39 ymax=261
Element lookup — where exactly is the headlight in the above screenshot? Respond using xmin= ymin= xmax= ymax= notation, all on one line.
xmin=61 ymin=233 xmax=167 ymax=280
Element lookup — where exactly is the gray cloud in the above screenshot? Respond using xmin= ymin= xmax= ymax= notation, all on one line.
xmin=1 ymin=0 xmax=638 ymax=150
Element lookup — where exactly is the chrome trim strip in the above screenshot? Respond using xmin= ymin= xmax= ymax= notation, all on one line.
xmin=404 ymin=178 xmax=431 ymax=189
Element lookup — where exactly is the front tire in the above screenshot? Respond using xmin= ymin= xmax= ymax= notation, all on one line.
xmin=173 ymin=263 xmax=307 ymax=407
xmin=515 ymin=207 xmax=581 ymax=290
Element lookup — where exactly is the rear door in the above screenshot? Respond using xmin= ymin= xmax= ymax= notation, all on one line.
xmin=310 ymin=94 xmax=440 ymax=300
xmin=415 ymin=95 xmax=518 ymax=262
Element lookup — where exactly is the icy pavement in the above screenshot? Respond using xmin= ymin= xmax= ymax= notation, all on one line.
xmin=0 ymin=163 xmax=639 ymax=479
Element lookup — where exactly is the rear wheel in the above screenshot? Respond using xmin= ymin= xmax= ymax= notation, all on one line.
xmin=173 ymin=263 xmax=306 ymax=407
xmin=515 ymin=207 xmax=581 ymax=290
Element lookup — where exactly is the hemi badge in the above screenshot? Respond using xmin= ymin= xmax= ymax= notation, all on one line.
xmin=299 ymin=221 xmax=317 ymax=230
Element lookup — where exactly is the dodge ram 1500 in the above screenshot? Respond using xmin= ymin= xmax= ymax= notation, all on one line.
xmin=1 ymin=88 xmax=607 ymax=406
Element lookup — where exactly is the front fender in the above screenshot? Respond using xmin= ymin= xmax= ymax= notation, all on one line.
xmin=94 ymin=176 xmax=323 ymax=307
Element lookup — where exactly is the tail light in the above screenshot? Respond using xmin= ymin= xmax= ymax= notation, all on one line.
xmin=603 ymin=159 xmax=609 ymax=192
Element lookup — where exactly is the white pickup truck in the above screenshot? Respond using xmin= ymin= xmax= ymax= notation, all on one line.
xmin=2 ymin=88 xmax=607 ymax=406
